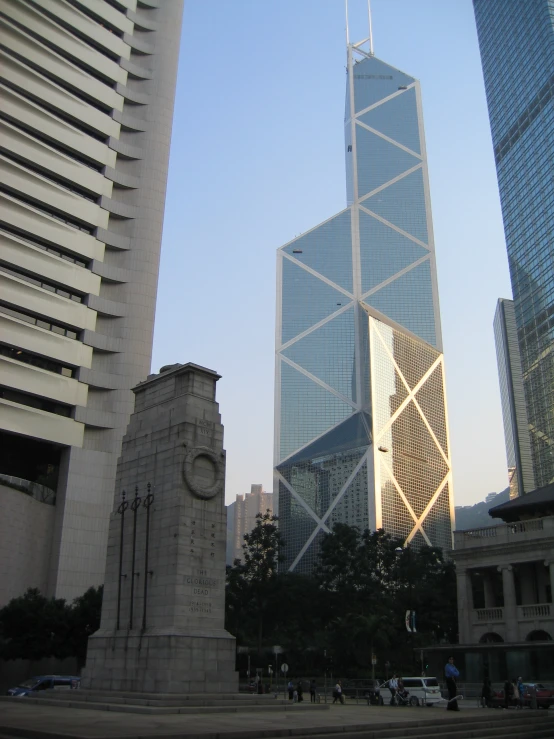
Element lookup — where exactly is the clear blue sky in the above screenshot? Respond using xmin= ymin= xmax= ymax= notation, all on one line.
xmin=152 ymin=0 xmax=513 ymax=509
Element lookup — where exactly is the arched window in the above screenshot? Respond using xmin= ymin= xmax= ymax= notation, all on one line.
xmin=479 ymin=632 xmax=504 ymax=644
xmin=526 ymin=630 xmax=552 ymax=642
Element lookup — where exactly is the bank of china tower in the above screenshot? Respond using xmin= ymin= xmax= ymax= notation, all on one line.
xmin=274 ymin=40 xmax=455 ymax=573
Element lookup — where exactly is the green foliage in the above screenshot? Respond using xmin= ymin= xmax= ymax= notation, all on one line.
xmin=0 ymin=586 xmax=103 ymax=665
xmin=226 ymin=522 xmax=458 ymax=677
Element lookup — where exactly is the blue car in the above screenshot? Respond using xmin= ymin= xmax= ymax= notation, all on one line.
xmin=7 ymin=675 xmax=80 ymax=696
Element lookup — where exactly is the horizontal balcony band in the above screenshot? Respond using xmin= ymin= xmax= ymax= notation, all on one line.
xmin=0 ymin=229 xmax=101 ymax=296
xmin=0 ymin=313 xmax=93 ymax=369
xmin=517 ymin=603 xmax=551 ymax=620
xmin=108 ymin=136 xmax=143 ymax=160
xmin=0 ymin=397 xmax=85 ymax=447
xmin=0 ymin=354 xmax=88 ymax=407
xmin=122 ymin=32 xmax=153 ymax=55
xmin=95 ymin=227 xmax=130 ymax=251
xmin=127 ymin=10 xmax=157 ymax=31
xmin=115 ymin=82 xmax=150 ymax=105
xmin=79 ymin=367 xmax=130 ymax=390
xmin=99 ymin=194 xmax=137 ymax=219
xmin=74 ymin=405 xmax=116 ymax=429
xmin=103 ymin=166 xmax=139 ymax=190
xmin=474 ymin=608 xmax=504 ymax=622
xmin=0 ymin=119 xmax=113 ymax=198
xmin=90 ymin=259 xmax=130 ymax=283
xmin=74 ymin=0 xmax=134 ymax=36
xmin=112 ymin=108 xmax=147 ymax=132
xmin=137 ymin=0 xmax=160 ymax=8
xmin=29 ymin=0 xmax=130 ymax=61
xmin=81 ymin=329 xmax=121 ymax=353
xmin=88 ymin=294 xmax=127 ymax=317
xmin=1 ymin=273 xmax=96 ymax=331
xmin=120 ymin=58 xmax=153 ymax=80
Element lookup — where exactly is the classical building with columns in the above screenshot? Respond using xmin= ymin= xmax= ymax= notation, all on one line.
xmin=441 ymin=486 xmax=554 ymax=682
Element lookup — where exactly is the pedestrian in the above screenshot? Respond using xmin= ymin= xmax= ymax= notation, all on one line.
xmin=503 ymin=677 xmax=513 ymax=709
xmin=512 ymin=678 xmax=519 ymax=709
xmin=444 ymin=656 xmax=460 ymax=711
xmin=388 ymin=674 xmax=398 ymax=705
xmin=287 ymin=679 xmax=294 ymax=700
xmin=297 ymin=680 xmax=304 ymax=702
xmin=481 ymin=676 xmax=492 ymax=708
xmin=332 ymin=679 xmax=343 ymax=704
xmin=517 ymin=677 xmax=525 ymax=709
xmin=310 ymin=679 xmax=317 ymax=703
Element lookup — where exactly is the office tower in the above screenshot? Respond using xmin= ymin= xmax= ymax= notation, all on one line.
xmin=0 ymin=0 xmax=183 ymax=604
xmin=494 ymin=299 xmax=536 ymax=498
xmin=274 ymin=25 xmax=454 ymax=573
xmin=228 ymin=485 xmax=274 ymax=564
xmin=473 ymin=0 xmax=554 ymax=487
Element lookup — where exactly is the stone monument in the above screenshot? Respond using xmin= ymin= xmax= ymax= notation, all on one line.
xmin=81 ymin=363 xmax=238 ymax=693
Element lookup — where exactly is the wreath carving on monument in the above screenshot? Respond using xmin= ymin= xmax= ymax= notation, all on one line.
xmin=182 ymin=445 xmax=224 ymax=500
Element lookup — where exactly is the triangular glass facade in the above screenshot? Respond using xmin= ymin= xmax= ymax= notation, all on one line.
xmin=275 ymin=47 xmax=453 ymax=573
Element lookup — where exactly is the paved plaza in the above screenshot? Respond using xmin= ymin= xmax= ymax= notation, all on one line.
xmin=1 ymin=698 xmax=551 ymax=739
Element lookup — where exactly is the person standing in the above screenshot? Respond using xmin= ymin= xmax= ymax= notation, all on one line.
xmin=444 ymin=656 xmax=460 ymax=711
xmin=388 ymin=674 xmax=398 ymax=705
xmin=503 ymin=677 xmax=513 ymax=709
xmin=310 ymin=679 xmax=317 ymax=703
xmin=517 ymin=677 xmax=525 ymax=709
xmin=287 ymin=679 xmax=294 ymax=700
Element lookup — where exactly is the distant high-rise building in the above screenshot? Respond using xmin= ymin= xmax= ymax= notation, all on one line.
xmin=494 ymin=299 xmax=535 ymax=498
xmin=274 ymin=22 xmax=454 ymax=573
xmin=0 ymin=0 xmax=183 ymax=605
xmin=473 ymin=0 xmax=554 ymax=488
xmin=228 ymin=485 xmax=273 ymax=563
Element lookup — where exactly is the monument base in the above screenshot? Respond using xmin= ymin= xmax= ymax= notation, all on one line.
xmin=81 ymin=630 xmax=238 ymax=693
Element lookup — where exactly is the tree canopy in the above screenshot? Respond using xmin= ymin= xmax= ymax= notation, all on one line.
xmin=226 ymin=520 xmax=457 ymax=677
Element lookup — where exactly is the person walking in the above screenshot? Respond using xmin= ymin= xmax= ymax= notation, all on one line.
xmin=310 ymin=679 xmax=317 ymax=703
xmin=481 ymin=676 xmax=492 ymax=708
xmin=444 ymin=656 xmax=460 ymax=711
xmin=296 ymin=681 xmax=304 ymax=702
xmin=388 ymin=674 xmax=398 ymax=705
xmin=287 ymin=679 xmax=294 ymax=700
xmin=332 ymin=680 xmax=343 ymax=704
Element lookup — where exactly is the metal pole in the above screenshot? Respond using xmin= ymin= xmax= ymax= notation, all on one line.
xmin=142 ymin=483 xmax=154 ymax=631
xmin=116 ymin=491 xmax=128 ymax=630
xmin=129 ymin=486 xmax=141 ymax=630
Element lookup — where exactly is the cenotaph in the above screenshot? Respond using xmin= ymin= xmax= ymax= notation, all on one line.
xmin=81 ymin=362 xmax=238 ymax=693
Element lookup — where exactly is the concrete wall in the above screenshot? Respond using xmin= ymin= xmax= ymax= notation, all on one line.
xmin=0 ymin=482 xmax=55 ymax=607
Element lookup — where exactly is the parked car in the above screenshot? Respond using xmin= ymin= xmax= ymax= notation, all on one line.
xmin=342 ymin=678 xmax=384 ymax=704
xmin=7 ymin=675 xmax=80 ymax=697
xmin=491 ymin=682 xmax=554 ymax=709
xmin=380 ymin=677 xmax=442 ymax=706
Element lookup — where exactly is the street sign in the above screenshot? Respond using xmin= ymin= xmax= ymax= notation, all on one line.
xmin=268 ymin=666 xmax=273 ymax=674
xmin=371 ymin=655 xmax=377 ymax=665
xmin=281 ymin=663 xmax=289 ymax=674
xmin=273 ymin=645 xmax=283 ymax=654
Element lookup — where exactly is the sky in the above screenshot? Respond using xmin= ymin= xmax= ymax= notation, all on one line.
xmin=152 ymin=0 xmax=513 ymax=509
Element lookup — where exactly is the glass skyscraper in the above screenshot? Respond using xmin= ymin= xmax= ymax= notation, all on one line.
xmin=494 ymin=298 xmax=536 ymax=498
xmin=474 ymin=0 xmax=554 ymax=488
xmin=274 ymin=36 xmax=454 ymax=573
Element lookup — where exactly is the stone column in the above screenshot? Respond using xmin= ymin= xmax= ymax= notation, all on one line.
xmin=483 ymin=572 xmax=495 ymax=608
xmin=456 ymin=567 xmax=473 ymax=643
xmin=498 ymin=564 xmax=518 ymax=642
xmin=547 ymin=560 xmax=554 ymax=605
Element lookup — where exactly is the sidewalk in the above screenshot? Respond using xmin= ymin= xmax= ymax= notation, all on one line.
xmin=0 ymin=700 xmax=508 ymax=739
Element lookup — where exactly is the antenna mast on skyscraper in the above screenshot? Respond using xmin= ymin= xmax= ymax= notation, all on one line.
xmin=345 ymin=0 xmax=374 ymax=56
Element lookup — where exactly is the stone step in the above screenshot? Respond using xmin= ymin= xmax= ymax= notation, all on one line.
xmin=24 ymin=690 xmax=288 ymax=707
xmin=0 ymin=694 xmax=328 ymax=715
xmin=40 ymin=688 xmax=278 ymax=702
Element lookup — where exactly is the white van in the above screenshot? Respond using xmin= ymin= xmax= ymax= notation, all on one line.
xmin=380 ymin=677 xmax=442 ymax=706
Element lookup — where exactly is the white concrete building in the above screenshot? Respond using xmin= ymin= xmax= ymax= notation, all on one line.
xmin=0 ymin=0 xmax=183 ymax=604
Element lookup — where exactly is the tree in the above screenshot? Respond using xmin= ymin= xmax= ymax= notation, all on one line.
xmin=0 ymin=586 xmax=103 ymax=665
xmin=0 ymin=589 xmax=70 ymax=661
xmin=226 ymin=510 xmax=283 ymax=655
